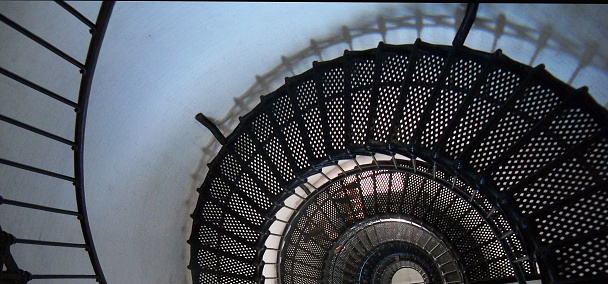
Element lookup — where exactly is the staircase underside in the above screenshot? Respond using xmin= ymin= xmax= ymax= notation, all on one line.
xmin=189 ymin=41 xmax=608 ymax=284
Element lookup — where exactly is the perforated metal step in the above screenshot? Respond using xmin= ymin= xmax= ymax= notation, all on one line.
xmin=189 ymin=41 xmax=608 ymax=284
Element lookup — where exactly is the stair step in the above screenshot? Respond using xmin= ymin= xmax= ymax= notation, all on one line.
xmin=191 ymin=40 xmax=608 ymax=284
xmin=343 ymin=48 xmax=377 ymax=149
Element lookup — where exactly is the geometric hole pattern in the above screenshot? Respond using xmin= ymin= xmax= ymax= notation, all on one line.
xmin=190 ymin=41 xmax=608 ymax=284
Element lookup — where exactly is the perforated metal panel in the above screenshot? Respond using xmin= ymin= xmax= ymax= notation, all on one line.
xmin=279 ymin=166 xmax=515 ymax=284
xmin=190 ymin=41 xmax=608 ymax=284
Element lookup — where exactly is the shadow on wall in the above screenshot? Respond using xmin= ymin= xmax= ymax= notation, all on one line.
xmin=183 ymin=3 xmax=608 ymax=282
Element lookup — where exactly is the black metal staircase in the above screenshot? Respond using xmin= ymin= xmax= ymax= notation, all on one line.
xmin=190 ymin=7 xmax=608 ymax=283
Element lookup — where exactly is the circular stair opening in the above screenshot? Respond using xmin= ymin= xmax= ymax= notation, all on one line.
xmin=392 ymin=268 xmax=425 ymax=284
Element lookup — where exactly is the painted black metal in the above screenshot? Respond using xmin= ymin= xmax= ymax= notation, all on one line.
xmin=457 ymin=64 xmax=543 ymax=162
xmin=528 ymin=179 xmax=607 ymax=221
xmin=0 ymin=197 xmax=81 ymax=216
xmin=0 ymin=13 xmax=85 ymax=71
xmin=13 ymin=237 xmax=88 ymax=249
xmin=0 ymin=114 xmax=76 ymax=147
xmin=196 ymin=113 xmax=227 ymax=145
xmin=53 ymin=0 xmax=96 ymax=30
xmin=190 ymin=38 xmax=608 ymax=284
xmin=1 ymin=228 xmax=29 ymax=283
xmin=453 ymin=3 xmax=479 ymax=47
xmin=0 ymin=157 xmax=76 ymax=182
xmin=505 ymin=128 xmax=608 ymax=198
xmin=408 ymin=46 xmax=455 ymax=146
xmin=0 ymin=1 xmax=114 ymax=283
xmin=433 ymin=49 xmax=501 ymax=154
xmin=482 ymin=102 xmax=568 ymax=175
xmin=388 ymin=39 xmax=421 ymax=145
xmin=0 ymin=67 xmax=80 ymax=108
xmin=277 ymin=161 xmax=525 ymax=283
xmin=285 ymin=71 xmax=317 ymax=168
xmin=73 ymin=3 xmax=114 ymax=283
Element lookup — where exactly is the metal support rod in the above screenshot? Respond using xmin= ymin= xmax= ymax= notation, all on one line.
xmin=281 ymin=202 xmax=296 ymax=211
xmin=299 ymin=185 xmax=312 ymax=195
xmin=54 ymin=0 xmax=96 ymax=30
xmin=305 ymin=181 xmax=318 ymax=192
xmin=482 ymin=102 xmax=567 ymax=176
xmin=0 ymin=14 xmax=85 ymax=70
xmin=29 ymin=274 xmax=98 ymax=279
xmin=196 ymin=113 xmax=227 ymax=145
xmin=500 ymin=230 xmax=514 ymax=240
xmin=0 ymin=114 xmax=76 ymax=147
xmin=433 ymin=49 xmax=502 ymax=154
xmin=13 ymin=238 xmax=88 ymax=249
xmin=0 ymin=157 xmax=76 ymax=182
xmin=0 ymin=196 xmax=80 ymax=216
xmin=0 ymin=67 xmax=79 ymax=108
xmin=409 ymin=48 xmax=456 ymax=146
xmin=453 ymin=3 xmax=479 ymax=47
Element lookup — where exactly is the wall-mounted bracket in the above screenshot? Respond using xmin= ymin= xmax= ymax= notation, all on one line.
xmin=195 ymin=113 xmax=227 ymax=145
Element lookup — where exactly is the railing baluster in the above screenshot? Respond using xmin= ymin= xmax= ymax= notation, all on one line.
xmin=13 ymin=238 xmax=88 ymax=249
xmin=0 ymin=2 xmax=114 ymax=283
xmin=0 ymin=67 xmax=79 ymax=109
xmin=0 ymin=14 xmax=85 ymax=71
xmin=0 ymin=158 xmax=75 ymax=182
xmin=0 ymin=196 xmax=80 ymax=216
xmin=53 ymin=0 xmax=96 ymax=30
xmin=29 ymin=274 xmax=98 ymax=279
xmin=0 ymin=114 xmax=76 ymax=147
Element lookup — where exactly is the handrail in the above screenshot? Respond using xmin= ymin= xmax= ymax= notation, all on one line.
xmin=0 ymin=1 xmax=115 ymax=283
xmin=74 ymin=2 xmax=115 ymax=283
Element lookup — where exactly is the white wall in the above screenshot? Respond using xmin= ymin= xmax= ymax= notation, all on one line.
xmin=1 ymin=2 xmax=607 ymax=283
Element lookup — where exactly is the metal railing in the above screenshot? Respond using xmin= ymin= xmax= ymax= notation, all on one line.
xmin=191 ymin=3 xmax=608 ymax=283
xmin=0 ymin=1 xmax=114 ymax=283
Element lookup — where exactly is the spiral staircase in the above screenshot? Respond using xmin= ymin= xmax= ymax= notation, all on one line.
xmin=189 ymin=5 xmax=608 ymax=284
xmin=1 ymin=3 xmax=607 ymax=284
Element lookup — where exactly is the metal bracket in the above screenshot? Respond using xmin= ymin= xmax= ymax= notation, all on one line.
xmin=195 ymin=113 xmax=227 ymax=145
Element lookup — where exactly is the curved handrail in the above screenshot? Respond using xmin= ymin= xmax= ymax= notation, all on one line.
xmin=73 ymin=2 xmax=115 ymax=283
xmin=0 ymin=1 xmax=114 ymax=282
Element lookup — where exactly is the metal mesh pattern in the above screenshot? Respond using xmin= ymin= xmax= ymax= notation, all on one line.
xmin=325 ymin=218 xmax=463 ymax=284
xmin=395 ymin=48 xmax=447 ymax=144
xmin=538 ymin=190 xmax=608 ymax=245
xmin=279 ymin=166 xmax=519 ymax=283
xmin=190 ymin=41 xmax=608 ymax=284
xmin=345 ymin=51 xmax=375 ymax=146
xmin=371 ymin=46 xmax=410 ymax=143
xmin=444 ymin=67 xmax=521 ymax=159
xmin=315 ymin=60 xmax=346 ymax=153
xmin=554 ymin=235 xmax=608 ymax=280
xmin=469 ymin=84 xmax=561 ymax=173
xmin=420 ymin=57 xmax=483 ymax=148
